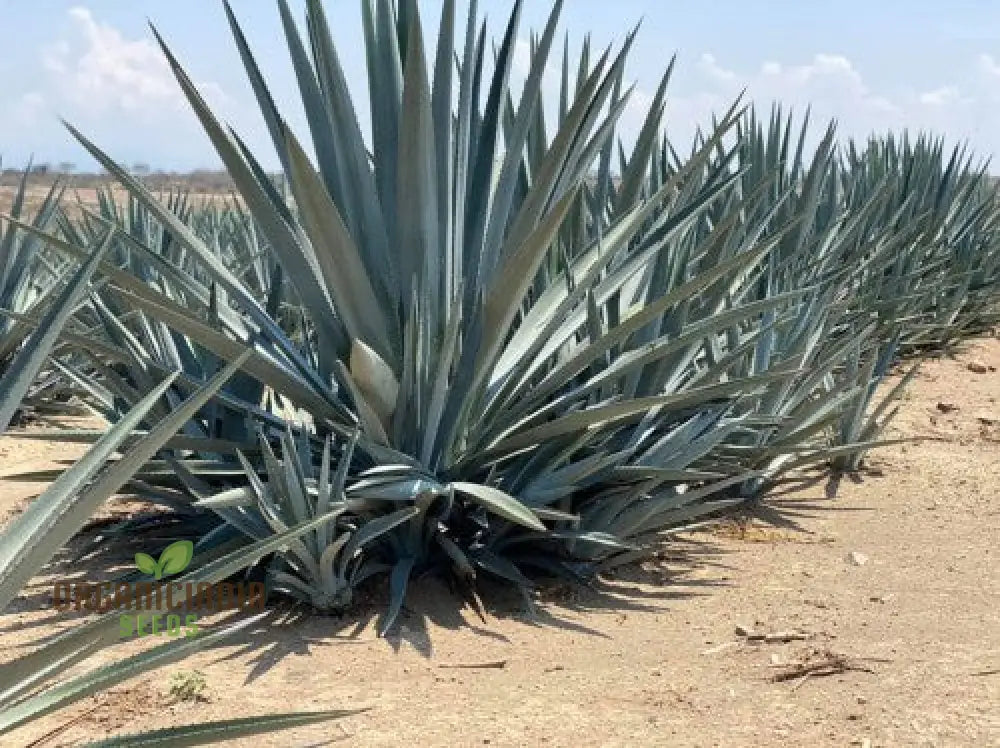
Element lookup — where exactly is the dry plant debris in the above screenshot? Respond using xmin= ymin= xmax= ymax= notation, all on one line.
xmin=770 ymin=648 xmax=891 ymax=690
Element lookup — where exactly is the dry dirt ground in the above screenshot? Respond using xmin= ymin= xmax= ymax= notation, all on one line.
xmin=1 ymin=340 xmax=999 ymax=747
xmin=0 ymin=183 xmax=238 ymax=218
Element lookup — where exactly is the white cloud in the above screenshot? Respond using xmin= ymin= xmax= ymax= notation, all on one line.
xmin=919 ymin=86 xmax=964 ymax=107
xmin=0 ymin=6 xmax=244 ymax=170
xmin=42 ymin=7 xmax=195 ymax=115
xmin=746 ymin=53 xmax=897 ymax=116
xmin=979 ymin=53 xmax=1000 ymax=78
xmin=699 ymin=53 xmax=737 ymax=84
xmin=658 ymin=50 xmax=1000 ymax=153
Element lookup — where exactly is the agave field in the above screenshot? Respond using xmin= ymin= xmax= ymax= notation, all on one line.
xmin=1 ymin=0 xmax=999 ymax=744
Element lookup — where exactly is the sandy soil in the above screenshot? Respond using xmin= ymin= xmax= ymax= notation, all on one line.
xmin=0 ymin=183 xmax=238 ymax=218
xmin=1 ymin=340 xmax=999 ymax=747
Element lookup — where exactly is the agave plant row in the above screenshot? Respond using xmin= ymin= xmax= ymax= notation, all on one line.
xmin=1 ymin=0 xmax=999 ymax=743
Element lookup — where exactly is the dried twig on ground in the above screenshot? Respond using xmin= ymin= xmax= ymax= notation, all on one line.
xmin=438 ymin=660 xmax=508 ymax=670
xmin=701 ymin=641 xmax=741 ymax=656
xmin=22 ymin=703 xmax=102 ymax=748
xmin=770 ymin=648 xmax=890 ymax=690
xmin=735 ymin=624 xmax=812 ymax=642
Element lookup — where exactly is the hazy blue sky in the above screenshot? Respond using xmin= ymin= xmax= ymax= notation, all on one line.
xmin=3 ymin=1 xmax=1000 ymax=171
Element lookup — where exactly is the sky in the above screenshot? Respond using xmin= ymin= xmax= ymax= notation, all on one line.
xmin=2 ymin=1 xmax=1000 ymax=172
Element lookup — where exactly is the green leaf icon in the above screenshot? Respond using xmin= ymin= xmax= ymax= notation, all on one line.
xmin=157 ymin=540 xmax=194 ymax=578
xmin=134 ymin=552 xmax=157 ymax=576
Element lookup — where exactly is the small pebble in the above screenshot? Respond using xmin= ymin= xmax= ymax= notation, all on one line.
xmin=847 ymin=551 xmax=869 ymax=566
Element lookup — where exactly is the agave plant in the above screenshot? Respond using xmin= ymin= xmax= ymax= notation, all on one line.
xmin=11 ymin=2 xmax=1000 ymax=745
xmin=4 ymin=0 xmax=1000 ymax=663
xmin=843 ymin=132 xmax=1000 ymax=347
xmin=9 ymin=0 xmax=986 ymax=634
xmin=0 ymin=168 xmax=98 ymax=429
xmin=644 ymin=107 xmax=1000 ymax=475
xmin=3 ymin=0 xmax=793 ymax=624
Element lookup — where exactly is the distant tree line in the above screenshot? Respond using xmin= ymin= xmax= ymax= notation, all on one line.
xmin=0 ymin=163 xmax=240 ymax=193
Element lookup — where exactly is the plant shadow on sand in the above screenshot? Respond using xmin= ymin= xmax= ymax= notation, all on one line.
xmin=173 ymin=521 xmax=809 ymax=684
xmin=0 ymin=467 xmax=882 ymax=683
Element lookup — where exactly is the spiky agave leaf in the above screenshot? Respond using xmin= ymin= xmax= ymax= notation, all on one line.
xmin=79 ymin=709 xmax=369 ymax=748
xmin=0 ymin=346 xmax=354 ymax=742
